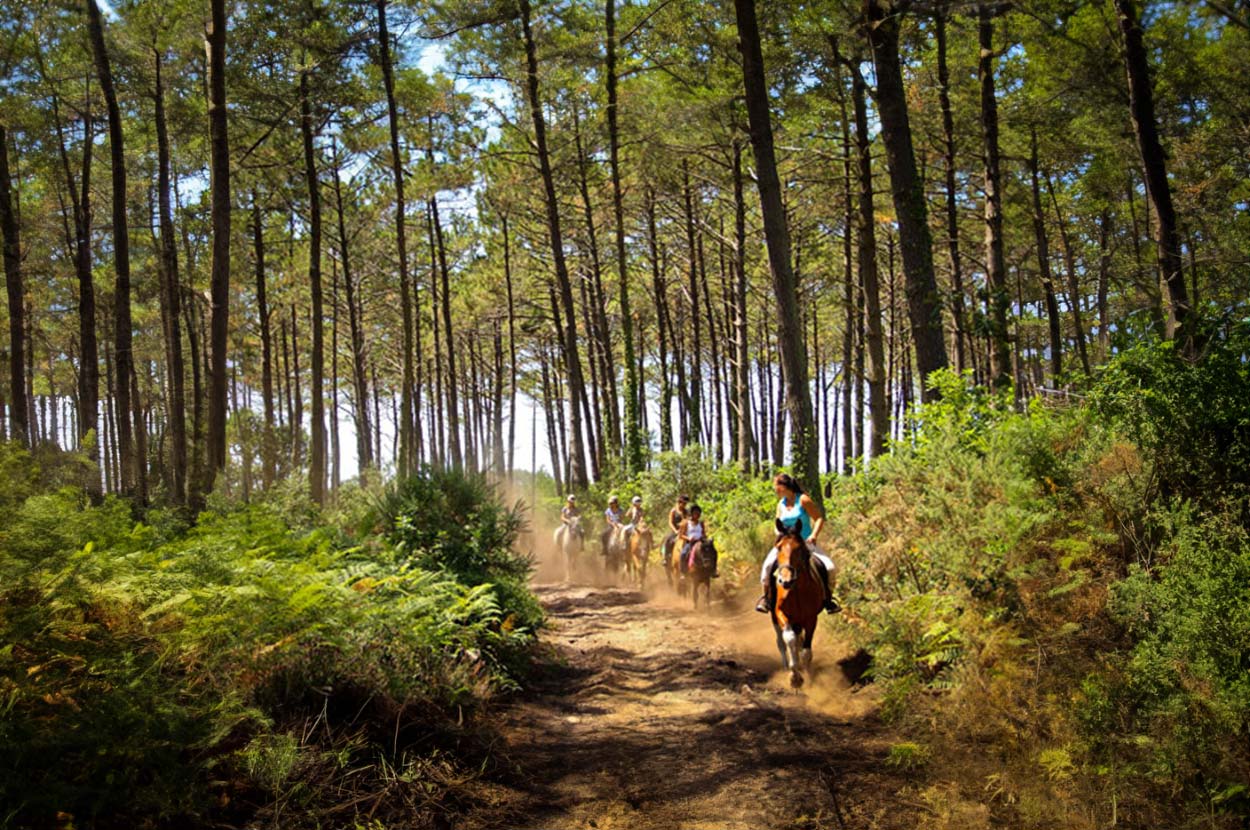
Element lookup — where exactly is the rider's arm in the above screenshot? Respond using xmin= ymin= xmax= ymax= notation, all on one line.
xmin=678 ymin=519 xmax=690 ymax=542
xmin=800 ymin=493 xmax=825 ymax=542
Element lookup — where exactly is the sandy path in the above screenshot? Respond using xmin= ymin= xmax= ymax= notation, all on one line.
xmin=461 ymin=580 xmax=923 ymax=830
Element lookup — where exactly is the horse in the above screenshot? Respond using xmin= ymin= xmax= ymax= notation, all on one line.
xmin=553 ymin=516 xmax=584 ymax=582
xmin=624 ymin=522 xmax=653 ymax=587
xmin=671 ymin=537 xmax=717 ymax=609
xmin=768 ymin=520 xmax=826 ymax=689
xmin=604 ymin=525 xmax=629 ymax=579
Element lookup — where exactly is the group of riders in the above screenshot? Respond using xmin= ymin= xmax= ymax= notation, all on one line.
xmin=555 ymin=473 xmax=841 ymax=615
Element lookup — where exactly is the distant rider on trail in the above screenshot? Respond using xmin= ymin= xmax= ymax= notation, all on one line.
xmin=602 ymin=495 xmax=625 ymax=556
xmin=624 ymin=495 xmax=645 ymax=543
xmin=678 ymin=504 xmax=719 ymax=578
xmin=756 ymin=473 xmax=839 ymax=614
xmin=560 ymin=494 xmax=581 ymax=528
xmin=662 ymin=494 xmax=689 ymax=568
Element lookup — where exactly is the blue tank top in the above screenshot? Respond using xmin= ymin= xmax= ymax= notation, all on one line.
xmin=778 ymin=496 xmax=812 ymax=538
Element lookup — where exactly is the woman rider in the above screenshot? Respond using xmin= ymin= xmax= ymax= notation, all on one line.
xmin=623 ymin=495 xmax=645 ymax=545
xmin=557 ymin=495 xmax=582 ymax=545
xmin=756 ymin=473 xmax=839 ymax=613
xmin=601 ymin=495 xmax=625 ymax=556
xmin=662 ymin=494 xmax=689 ymax=567
xmin=678 ymin=503 xmax=718 ymax=577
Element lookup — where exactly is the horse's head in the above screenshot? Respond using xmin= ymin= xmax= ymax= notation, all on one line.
xmin=569 ymin=516 xmax=583 ymax=535
xmin=773 ymin=519 xmax=810 ymax=590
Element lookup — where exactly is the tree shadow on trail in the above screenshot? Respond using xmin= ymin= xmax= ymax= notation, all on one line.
xmin=463 ymin=584 xmax=919 ymax=830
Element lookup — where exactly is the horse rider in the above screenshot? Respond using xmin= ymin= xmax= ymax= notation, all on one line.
xmin=601 ymin=495 xmax=625 ymax=555
xmin=558 ymin=494 xmax=582 ymax=543
xmin=624 ymin=495 xmax=645 ymax=543
xmin=756 ymin=473 xmax=839 ymax=614
xmin=678 ymin=503 xmax=719 ymax=578
xmin=662 ymin=494 xmax=689 ymax=568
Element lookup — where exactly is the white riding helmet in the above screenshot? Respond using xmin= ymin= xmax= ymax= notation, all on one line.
xmin=608 ymin=495 xmax=620 ymax=504
xmin=566 ymin=494 xmax=576 ymax=503
xmin=631 ymin=496 xmax=642 ymax=505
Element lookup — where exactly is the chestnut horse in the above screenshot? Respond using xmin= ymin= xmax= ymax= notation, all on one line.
xmin=624 ymin=522 xmax=653 ymax=587
xmin=769 ymin=520 xmax=826 ymax=688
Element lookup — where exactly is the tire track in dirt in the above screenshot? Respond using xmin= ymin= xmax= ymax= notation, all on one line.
xmin=461 ymin=582 xmax=925 ymax=830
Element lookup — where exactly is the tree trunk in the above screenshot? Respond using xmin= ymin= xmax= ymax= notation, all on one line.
xmin=153 ymin=51 xmax=187 ymax=502
xmin=1046 ymin=173 xmax=1092 ymax=375
xmin=53 ymin=87 xmax=98 ymax=482
xmin=86 ymin=0 xmax=137 ymax=493
xmin=540 ymin=346 xmax=563 ymax=496
xmin=520 ymin=0 xmax=590 ymax=489
xmin=252 ymin=195 xmax=277 ymax=487
xmin=734 ymin=0 xmax=820 ymax=499
xmin=0 ymin=125 xmax=28 ymax=447
xmin=1028 ymin=130 xmax=1064 ymax=381
xmin=205 ymin=0 xmax=230 ymax=496
xmin=429 ymin=212 xmax=445 ymax=468
xmin=502 ymin=214 xmax=517 ymax=476
xmin=647 ymin=189 xmax=673 ymax=453
xmin=863 ymin=0 xmax=949 ymax=400
xmin=606 ymin=0 xmax=642 ymax=473
xmin=1097 ymin=207 xmax=1112 ymax=354
xmin=935 ymin=13 xmax=968 ymax=373
xmin=850 ymin=63 xmax=889 ymax=461
xmin=330 ymin=256 xmax=341 ymax=491
xmin=429 ymin=191 xmax=463 ymax=470
xmin=290 ymin=304 xmax=303 ymax=467
xmin=1113 ymin=0 xmax=1191 ymax=343
xmin=492 ymin=318 xmax=505 ymax=474
xmin=300 ymin=69 xmax=327 ymax=506
xmin=376 ymin=0 xmax=416 ymax=476
xmin=731 ymin=143 xmax=755 ymax=472
xmin=978 ymin=6 xmax=1012 ymax=389
xmin=332 ymin=144 xmax=371 ymax=472
xmin=571 ymin=104 xmax=618 ymax=460
xmin=682 ymin=161 xmax=703 ymax=446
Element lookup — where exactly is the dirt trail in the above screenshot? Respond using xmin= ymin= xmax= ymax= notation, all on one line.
xmin=462 ymin=578 xmax=925 ymax=830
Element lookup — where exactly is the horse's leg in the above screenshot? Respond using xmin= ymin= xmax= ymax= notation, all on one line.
xmin=800 ymin=624 xmax=814 ymax=671
xmin=781 ymin=625 xmax=804 ymax=688
xmin=773 ymin=621 xmax=789 ymax=669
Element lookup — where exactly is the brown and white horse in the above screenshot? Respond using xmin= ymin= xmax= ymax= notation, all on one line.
xmin=769 ymin=520 xmax=826 ymax=688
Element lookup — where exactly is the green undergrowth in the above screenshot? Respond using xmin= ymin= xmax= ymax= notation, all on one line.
xmin=576 ymin=324 xmax=1250 ymax=827
xmin=0 ymin=463 xmax=540 ymax=829
xmin=823 ymin=324 xmax=1250 ymax=828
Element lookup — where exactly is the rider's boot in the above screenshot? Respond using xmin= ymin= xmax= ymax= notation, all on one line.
xmin=755 ymin=583 xmax=773 ymax=614
xmin=823 ymin=580 xmax=841 ymax=613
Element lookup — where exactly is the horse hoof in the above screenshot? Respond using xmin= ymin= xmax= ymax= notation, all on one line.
xmin=789 ymin=670 xmax=804 ymax=689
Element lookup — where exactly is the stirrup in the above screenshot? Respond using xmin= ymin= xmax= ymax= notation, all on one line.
xmin=755 ymin=595 xmax=769 ymax=613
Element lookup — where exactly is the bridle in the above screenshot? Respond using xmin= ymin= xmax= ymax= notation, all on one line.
xmin=774 ymin=532 xmax=810 ymax=589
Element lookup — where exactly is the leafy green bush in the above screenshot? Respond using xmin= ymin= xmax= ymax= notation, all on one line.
xmin=1091 ymin=321 xmax=1250 ymax=511
xmin=373 ymin=467 xmax=542 ymax=669
xmin=0 ymin=460 xmax=539 ymax=828
xmin=1089 ymin=511 xmax=1250 ymax=810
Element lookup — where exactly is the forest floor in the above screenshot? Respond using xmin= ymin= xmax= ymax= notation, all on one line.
xmin=459 ymin=566 xmax=929 ymax=830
